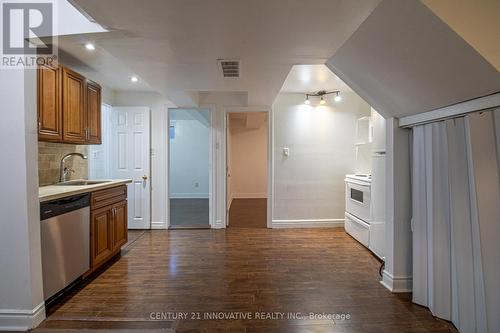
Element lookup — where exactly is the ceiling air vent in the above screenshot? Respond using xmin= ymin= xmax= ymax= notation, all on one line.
xmin=218 ymin=59 xmax=240 ymax=78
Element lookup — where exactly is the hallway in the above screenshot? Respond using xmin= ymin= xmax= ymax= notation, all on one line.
xmin=40 ymin=228 xmax=456 ymax=332
xmin=228 ymin=199 xmax=267 ymax=228
xmin=169 ymin=199 xmax=210 ymax=229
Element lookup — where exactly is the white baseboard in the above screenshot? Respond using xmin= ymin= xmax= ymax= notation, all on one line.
xmin=380 ymin=270 xmax=412 ymax=293
xmin=151 ymin=221 xmax=167 ymax=230
xmin=232 ymin=193 xmax=267 ymax=199
xmin=271 ymin=219 xmax=344 ymax=229
xmin=213 ymin=219 xmax=225 ymax=229
xmin=0 ymin=302 xmax=45 ymax=331
xmin=170 ymin=193 xmax=209 ymax=199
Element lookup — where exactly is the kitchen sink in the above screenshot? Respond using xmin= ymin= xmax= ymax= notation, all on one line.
xmin=56 ymin=180 xmax=111 ymax=186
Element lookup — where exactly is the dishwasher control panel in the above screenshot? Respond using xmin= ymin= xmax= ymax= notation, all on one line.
xmin=40 ymin=193 xmax=90 ymax=220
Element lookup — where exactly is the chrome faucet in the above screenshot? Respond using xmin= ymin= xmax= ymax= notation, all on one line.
xmin=59 ymin=153 xmax=88 ymax=183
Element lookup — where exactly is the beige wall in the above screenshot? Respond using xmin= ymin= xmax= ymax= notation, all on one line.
xmin=228 ymin=112 xmax=267 ymax=204
xmin=38 ymin=142 xmax=88 ymax=186
xmin=422 ymin=0 xmax=500 ymax=71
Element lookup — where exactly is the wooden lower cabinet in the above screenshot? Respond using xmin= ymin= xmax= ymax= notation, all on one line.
xmin=91 ymin=206 xmax=114 ymax=269
xmin=90 ymin=186 xmax=128 ymax=273
xmin=112 ymin=200 xmax=128 ymax=251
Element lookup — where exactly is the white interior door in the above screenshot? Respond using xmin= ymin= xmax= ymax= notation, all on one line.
xmin=111 ymin=107 xmax=151 ymax=229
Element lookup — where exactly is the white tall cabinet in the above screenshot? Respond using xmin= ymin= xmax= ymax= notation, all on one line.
xmin=369 ymin=109 xmax=386 ymax=259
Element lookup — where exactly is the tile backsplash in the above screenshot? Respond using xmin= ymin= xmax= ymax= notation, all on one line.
xmin=38 ymin=142 xmax=89 ymax=186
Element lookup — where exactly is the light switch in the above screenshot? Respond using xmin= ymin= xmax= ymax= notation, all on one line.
xmin=283 ymin=147 xmax=290 ymax=157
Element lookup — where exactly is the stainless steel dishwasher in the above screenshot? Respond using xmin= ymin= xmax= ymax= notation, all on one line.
xmin=40 ymin=193 xmax=90 ymax=301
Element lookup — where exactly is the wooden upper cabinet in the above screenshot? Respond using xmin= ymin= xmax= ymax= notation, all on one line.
xmin=62 ymin=67 xmax=86 ymax=144
xmin=37 ymin=64 xmax=62 ymax=141
xmin=38 ymin=64 xmax=102 ymax=145
xmin=86 ymin=80 xmax=102 ymax=144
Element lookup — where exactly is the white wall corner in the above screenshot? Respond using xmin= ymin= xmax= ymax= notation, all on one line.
xmin=380 ymin=270 xmax=413 ymax=293
xmin=271 ymin=219 xmax=344 ymax=229
xmin=151 ymin=221 xmax=168 ymax=230
xmin=0 ymin=67 xmax=45 ymax=332
xmin=0 ymin=302 xmax=45 ymax=331
xmin=383 ymin=117 xmax=413 ymax=294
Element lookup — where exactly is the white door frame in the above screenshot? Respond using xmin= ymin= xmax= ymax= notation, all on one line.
xmin=222 ymin=106 xmax=273 ymax=228
xmin=165 ymin=107 xmax=215 ymax=228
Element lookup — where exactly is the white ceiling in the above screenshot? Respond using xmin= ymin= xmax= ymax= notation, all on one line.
xmin=327 ymin=0 xmax=500 ymax=118
xmin=57 ymin=0 xmax=107 ymax=35
xmin=37 ymin=0 xmax=107 ymax=37
xmin=56 ymin=32 xmax=153 ymax=92
xmin=69 ymin=0 xmax=381 ymax=106
xmin=279 ymin=65 xmax=352 ymax=93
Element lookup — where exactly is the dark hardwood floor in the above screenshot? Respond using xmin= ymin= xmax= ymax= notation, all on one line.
xmin=39 ymin=228 xmax=457 ymax=333
xmin=229 ymin=198 xmax=267 ymax=228
xmin=123 ymin=230 xmax=147 ymax=249
xmin=169 ymin=199 xmax=209 ymax=229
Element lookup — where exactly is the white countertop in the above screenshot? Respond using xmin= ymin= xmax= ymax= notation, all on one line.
xmin=39 ymin=179 xmax=132 ymax=202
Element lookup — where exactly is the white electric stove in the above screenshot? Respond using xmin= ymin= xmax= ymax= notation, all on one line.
xmin=344 ymin=174 xmax=372 ymax=247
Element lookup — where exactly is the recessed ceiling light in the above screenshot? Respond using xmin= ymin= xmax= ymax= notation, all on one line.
xmin=130 ymin=76 xmax=139 ymax=83
xmin=85 ymin=43 xmax=95 ymax=51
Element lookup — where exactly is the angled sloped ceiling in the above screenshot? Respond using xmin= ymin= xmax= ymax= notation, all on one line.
xmin=326 ymin=0 xmax=500 ymax=119
xmin=422 ymin=0 xmax=500 ymax=72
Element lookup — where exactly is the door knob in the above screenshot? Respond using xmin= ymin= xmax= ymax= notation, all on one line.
xmin=142 ymin=175 xmax=148 ymax=180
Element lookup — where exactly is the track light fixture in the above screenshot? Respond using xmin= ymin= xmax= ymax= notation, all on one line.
xmin=304 ymin=90 xmax=341 ymax=105
xmin=334 ymin=91 xmax=342 ymax=102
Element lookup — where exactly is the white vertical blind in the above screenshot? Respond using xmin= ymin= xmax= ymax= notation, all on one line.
xmin=411 ymin=109 xmax=500 ymax=333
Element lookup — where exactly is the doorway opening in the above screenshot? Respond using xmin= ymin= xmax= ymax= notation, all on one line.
xmin=168 ymin=108 xmax=211 ymax=229
xmin=226 ymin=112 xmax=268 ymax=228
